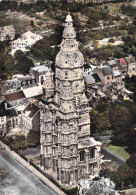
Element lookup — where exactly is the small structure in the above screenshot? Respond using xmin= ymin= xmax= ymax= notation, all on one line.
xmin=93 ymin=66 xmax=113 ymax=87
xmin=113 ymin=70 xmax=122 ymax=84
xmin=23 ymin=85 xmax=43 ymax=99
xmin=0 ymin=25 xmax=15 ymax=41
xmin=117 ymin=58 xmax=127 ymax=76
xmin=30 ymin=65 xmax=50 ymax=85
xmin=11 ymin=30 xmax=43 ymax=55
xmin=79 ymin=177 xmax=119 ymax=195
xmin=125 ymin=56 xmax=136 ymax=77
xmin=0 ymin=75 xmax=36 ymax=95
xmin=22 ymin=102 xmax=40 ymax=135
xmin=0 ymin=102 xmax=8 ymax=135
xmin=4 ymin=90 xmax=26 ymax=108
xmin=107 ymin=59 xmax=119 ymax=72
xmin=84 ymin=63 xmax=96 ymax=75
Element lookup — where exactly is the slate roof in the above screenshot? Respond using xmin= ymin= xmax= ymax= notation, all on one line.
xmin=108 ymin=59 xmax=118 ymax=67
xmin=7 ymin=108 xmax=18 ymax=118
xmin=0 ymin=102 xmax=8 ymax=117
xmin=101 ymin=66 xmax=112 ymax=76
xmin=85 ymin=74 xmax=95 ymax=85
xmin=125 ymin=56 xmax=136 ymax=64
xmin=23 ymin=102 xmax=40 ymax=118
xmin=84 ymin=63 xmax=92 ymax=70
xmin=4 ymin=91 xmax=25 ymax=102
xmin=92 ymin=73 xmax=101 ymax=83
xmin=85 ymin=73 xmax=101 ymax=84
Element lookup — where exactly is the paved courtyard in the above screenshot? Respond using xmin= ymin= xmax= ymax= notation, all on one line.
xmin=0 ymin=149 xmax=57 ymax=195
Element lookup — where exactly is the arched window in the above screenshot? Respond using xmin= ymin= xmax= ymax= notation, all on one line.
xmin=80 ymin=151 xmax=85 ymax=161
xmin=90 ymin=148 xmax=96 ymax=159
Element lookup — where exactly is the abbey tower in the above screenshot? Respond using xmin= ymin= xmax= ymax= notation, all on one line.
xmin=40 ymin=13 xmax=102 ymax=185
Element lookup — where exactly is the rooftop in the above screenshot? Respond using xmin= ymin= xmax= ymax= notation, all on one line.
xmin=113 ymin=70 xmax=122 ymax=77
xmin=23 ymin=102 xmax=40 ymax=118
xmin=0 ymin=102 xmax=8 ymax=117
xmin=85 ymin=73 xmax=101 ymax=85
xmin=125 ymin=56 xmax=136 ymax=64
xmin=118 ymin=58 xmax=127 ymax=66
xmin=108 ymin=59 xmax=118 ymax=66
xmin=23 ymin=85 xmax=43 ymax=98
xmin=98 ymin=66 xmax=112 ymax=76
xmin=78 ymin=137 xmax=101 ymax=149
xmin=4 ymin=91 xmax=25 ymax=102
xmin=30 ymin=65 xmax=49 ymax=73
xmin=7 ymin=108 xmax=18 ymax=118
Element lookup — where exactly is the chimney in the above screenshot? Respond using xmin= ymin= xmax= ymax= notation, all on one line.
xmin=4 ymin=103 xmax=7 ymax=110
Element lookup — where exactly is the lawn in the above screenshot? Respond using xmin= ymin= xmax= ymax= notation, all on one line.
xmin=105 ymin=145 xmax=130 ymax=161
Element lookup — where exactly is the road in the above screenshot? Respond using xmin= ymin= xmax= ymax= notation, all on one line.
xmin=0 ymin=149 xmax=57 ymax=195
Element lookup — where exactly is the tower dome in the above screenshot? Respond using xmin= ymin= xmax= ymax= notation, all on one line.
xmin=55 ymin=13 xmax=84 ymax=69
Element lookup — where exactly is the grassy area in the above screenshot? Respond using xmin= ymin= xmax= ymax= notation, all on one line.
xmin=105 ymin=145 xmax=130 ymax=161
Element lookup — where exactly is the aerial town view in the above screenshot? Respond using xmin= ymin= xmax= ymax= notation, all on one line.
xmin=1 ymin=0 xmax=136 ymax=194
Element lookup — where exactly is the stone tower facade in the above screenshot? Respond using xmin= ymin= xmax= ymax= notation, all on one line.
xmin=40 ymin=14 xmax=102 ymax=185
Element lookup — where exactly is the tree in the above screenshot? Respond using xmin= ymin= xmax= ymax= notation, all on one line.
xmin=93 ymin=40 xmax=99 ymax=48
xmin=126 ymin=130 xmax=136 ymax=154
xmin=13 ymin=135 xmax=27 ymax=150
xmin=127 ymin=153 xmax=136 ymax=170
xmin=110 ymin=104 xmax=132 ymax=133
xmin=27 ymin=130 xmax=40 ymax=147
xmin=14 ymin=50 xmax=34 ymax=74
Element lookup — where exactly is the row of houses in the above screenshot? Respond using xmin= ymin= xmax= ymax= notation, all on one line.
xmin=0 ymin=65 xmax=51 ymax=95
xmin=84 ymin=55 xmax=136 ymax=77
xmin=0 ymin=65 xmax=52 ymax=137
xmin=84 ymin=55 xmax=136 ymax=100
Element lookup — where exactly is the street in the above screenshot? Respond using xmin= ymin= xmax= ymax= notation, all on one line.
xmin=0 ymin=149 xmax=57 ymax=195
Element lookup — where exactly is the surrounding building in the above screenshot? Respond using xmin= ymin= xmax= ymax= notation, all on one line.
xmin=0 ymin=74 xmax=36 ymax=95
xmin=125 ymin=56 xmax=136 ymax=77
xmin=117 ymin=58 xmax=128 ymax=77
xmin=84 ymin=63 xmax=96 ymax=75
xmin=29 ymin=65 xmax=50 ymax=85
xmin=79 ymin=177 xmax=119 ymax=195
xmin=0 ymin=102 xmax=7 ymax=135
xmin=4 ymin=90 xmax=26 ymax=108
xmin=40 ymin=14 xmax=102 ymax=185
xmin=0 ymin=65 xmax=50 ymax=96
xmin=11 ymin=30 xmax=43 ymax=55
xmin=22 ymin=102 xmax=40 ymax=135
xmin=0 ymin=25 xmax=15 ymax=42
xmin=93 ymin=66 xmax=113 ymax=86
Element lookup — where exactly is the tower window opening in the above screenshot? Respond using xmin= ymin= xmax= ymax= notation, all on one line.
xmin=80 ymin=151 xmax=85 ymax=161
xmin=90 ymin=148 xmax=96 ymax=159
xmin=65 ymin=71 xmax=68 ymax=79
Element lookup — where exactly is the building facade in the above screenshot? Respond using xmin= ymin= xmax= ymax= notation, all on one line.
xmin=0 ymin=25 xmax=15 ymax=42
xmin=40 ymin=14 xmax=101 ymax=185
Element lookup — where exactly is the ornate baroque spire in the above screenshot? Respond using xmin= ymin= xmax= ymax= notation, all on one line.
xmin=55 ymin=13 xmax=84 ymax=68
